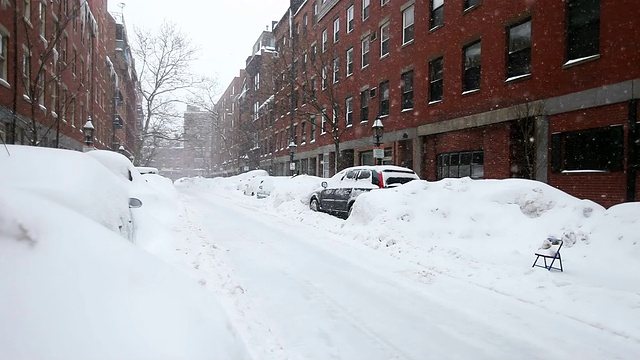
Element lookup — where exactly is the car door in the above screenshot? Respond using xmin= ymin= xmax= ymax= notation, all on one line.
xmin=333 ymin=169 xmax=357 ymax=215
xmin=352 ymin=169 xmax=374 ymax=199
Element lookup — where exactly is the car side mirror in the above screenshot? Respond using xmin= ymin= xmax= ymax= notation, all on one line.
xmin=128 ymin=198 xmax=143 ymax=208
xmin=321 ymin=181 xmax=328 ymax=188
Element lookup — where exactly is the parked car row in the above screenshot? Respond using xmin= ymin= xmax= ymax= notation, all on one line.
xmin=309 ymin=165 xmax=420 ymax=218
xmin=237 ymin=165 xmax=420 ymax=219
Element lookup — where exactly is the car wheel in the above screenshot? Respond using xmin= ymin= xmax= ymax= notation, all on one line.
xmin=310 ymin=198 xmax=320 ymax=212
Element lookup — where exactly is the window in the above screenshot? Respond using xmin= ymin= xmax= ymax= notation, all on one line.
xmin=322 ymin=29 xmax=328 ymax=52
xmin=22 ymin=47 xmax=31 ymax=96
xmin=380 ymin=23 xmax=390 ymax=57
xmin=429 ymin=57 xmax=443 ymax=102
xmin=361 ymin=37 xmax=370 ymax=67
xmin=39 ymin=2 xmax=46 ymax=38
xmin=72 ymin=48 xmax=76 ymax=75
xmin=254 ymin=72 xmax=260 ymax=90
xmin=463 ymin=41 xmax=481 ymax=92
xmin=430 ymin=0 xmax=444 ymax=30
xmin=360 ymin=90 xmax=369 ymax=122
xmin=321 ymin=109 xmax=327 ymax=134
xmin=322 ymin=67 xmax=327 ymax=89
xmin=347 ymin=5 xmax=354 ymax=33
xmin=333 ymin=57 xmax=339 ymax=83
xmin=551 ymin=125 xmax=623 ymax=172
xmin=346 ymin=48 xmax=354 ymax=76
xmin=403 ymin=5 xmax=415 ymax=44
xmin=310 ymin=116 xmax=316 ymax=141
xmin=505 ymin=19 xmax=532 ymax=79
xmin=23 ymin=0 xmax=31 ymax=21
xmin=302 ymin=120 xmax=307 ymax=143
xmin=362 ymin=0 xmax=370 ymax=21
xmin=438 ymin=151 xmax=484 ymax=179
xmin=61 ymin=36 xmax=67 ymax=63
xmin=346 ymin=97 xmax=353 ymax=127
xmin=333 ymin=18 xmax=340 ymax=43
xmin=37 ymin=72 xmax=45 ymax=104
xmin=0 ymin=32 xmax=7 ymax=82
xmin=566 ymin=0 xmax=600 ymax=62
xmin=381 ymin=0 xmax=390 ymax=5
xmin=379 ymin=81 xmax=389 ymax=116
xmin=464 ymin=0 xmax=481 ymax=11
xmin=401 ymin=70 xmax=413 ymax=110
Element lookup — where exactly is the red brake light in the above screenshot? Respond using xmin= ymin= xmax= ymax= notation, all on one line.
xmin=378 ymin=172 xmax=384 ymax=188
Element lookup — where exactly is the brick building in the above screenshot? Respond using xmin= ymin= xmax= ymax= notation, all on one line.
xmin=216 ymin=0 xmax=639 ymax=208
xmin=0 ymin=0 xmax=139 ymax=155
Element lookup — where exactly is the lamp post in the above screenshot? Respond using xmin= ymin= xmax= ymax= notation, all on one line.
xmin=288 ymin=140 xmax=297 ymax=176
xmin=83 ymin=116 xmax=95 ymax=152
xmin=372 ymin=118 xmax=384 ymax=165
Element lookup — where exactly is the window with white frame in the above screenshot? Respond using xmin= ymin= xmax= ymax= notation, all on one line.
xmin=39 ymin=2 xmax=46 ymax=38
xmin=464 ymin=0 xmax=481 ymax=11
xmin=346 ymin=97 xmax=353 ymax=126
xmin=382 ymin=0 xmax=390 ymax=5
xmin=254 ymin=72 xmax=260 ymax=90
xmin=333 ymin=18 xmax=340 ymax=42
xmin=380 ymin=22 xmax=390 ymax=57
xmin=321 ymin=109 xmax=327 ymax=134
xmin=310 ymin=115 xmax=316 ymax=141
xmin=23 ymin=0 xmax=31 ymax=21
xmin=379 ymin=80 xmax=389 ymax=116
xmin=360 ymin=90 xmax=369 ymax=122
xmin=0 ymin=31 xmax=7 ymax=83
xmin=430 ymin=0 xmax=444 ymax=30
xmin=322 ymin=29 xmax=328 ymax=52
xmin=361 ymin=38 xmax=369 ymax=67
xmin=506 ymin=19 xmax=531 ymax=79
xmin=333 ymin=57 xmax=339 ymax=83
xmin=322 ymin=66 xmax=327 ymax=89
xmin=403 ymin=5 xmax=414 ymax=44
xmin=347 ymin=5 xmax=354 ymax=33
xmin=429 ymin=56 xmax=443 ymax=102
xmin=362 ymin=0 xmax=370 ymax=21
xmin=22 ymin=46 xmax=31 ymax=97
xmin=346 ymin=47 xmax=354 ymax=76
xmin=401 ymin=70 xmax=413 ymax=110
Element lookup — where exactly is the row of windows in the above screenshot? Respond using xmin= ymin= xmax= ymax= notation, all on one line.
xmin=309 ymin=0 xmax=598 ymax=91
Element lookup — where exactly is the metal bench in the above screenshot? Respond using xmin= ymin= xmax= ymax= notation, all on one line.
xmin=532 ymin=238 xmax=563 ymax=272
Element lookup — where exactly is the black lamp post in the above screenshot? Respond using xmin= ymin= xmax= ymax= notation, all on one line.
xmin=83 ymin=116 xmax=95 ymax=150
xmin=372 ymin=118 xmax=384 ymax=165
xmin=288 ymin=139 xmax=297 ymax=176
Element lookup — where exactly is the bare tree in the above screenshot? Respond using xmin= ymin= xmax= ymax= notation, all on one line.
xmin=510 ymin=100 xmax=545 ymax=179
xmin=269 ymin=24 xmax=351 ymax=173
xmin=132 ymin=20 xmax=201 ymax=166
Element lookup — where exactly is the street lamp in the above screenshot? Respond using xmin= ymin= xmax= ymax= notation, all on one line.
xmin=372 ymin=118 xmax=384 ymax=165
xmin=83 ymin=116 xmax=95 ymax=150
xmin=288 ymin=140 xmax=297 ymax=176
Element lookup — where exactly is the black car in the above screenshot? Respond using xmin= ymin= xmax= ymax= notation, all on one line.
xmin=309 ymin=165 xmax=420 ymax=218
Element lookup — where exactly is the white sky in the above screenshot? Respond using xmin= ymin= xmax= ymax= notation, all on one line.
xmin=107 ymin=0 xmax=290 ymax=94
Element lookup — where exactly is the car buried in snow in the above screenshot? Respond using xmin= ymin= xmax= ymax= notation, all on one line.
xmin=309 ymin=165 xmax=420 ymax=219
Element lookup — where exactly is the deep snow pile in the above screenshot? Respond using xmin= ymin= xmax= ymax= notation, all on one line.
xmin=189 ymin=174 xmax=640 ymax=342
xmin=0 ymin=146 xmax=249 ymax=360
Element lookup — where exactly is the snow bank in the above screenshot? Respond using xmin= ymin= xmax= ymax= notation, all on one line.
xmin=0 ymin=146 xmax=250 ymax=359
xmin=0 ymin=146 xmax=132 ymax=237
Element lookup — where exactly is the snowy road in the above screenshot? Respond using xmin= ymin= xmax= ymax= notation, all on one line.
xmin=166 ymin=189 xmax=640 ymax=360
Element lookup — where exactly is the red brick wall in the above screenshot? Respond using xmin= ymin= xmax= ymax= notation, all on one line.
xmin=548 ymin=103 xmax=629 ymax=208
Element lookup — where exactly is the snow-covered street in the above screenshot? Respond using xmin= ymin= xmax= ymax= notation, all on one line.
xmin=158 ymin=186 xmax=640 ymax=360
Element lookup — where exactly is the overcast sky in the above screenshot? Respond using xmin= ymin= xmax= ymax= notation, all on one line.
xmin=108 ymin=0 xmax=290 ymax=95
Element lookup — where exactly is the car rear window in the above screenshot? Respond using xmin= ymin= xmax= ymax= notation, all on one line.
xmin=381 ymin=169 xmax=419 ymax=187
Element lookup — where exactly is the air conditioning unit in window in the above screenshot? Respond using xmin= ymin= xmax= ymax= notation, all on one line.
xmin=369 ymin=87 xmax=377 ymax=98
xmin=370 ymin=31 xmax=377 ymax=42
